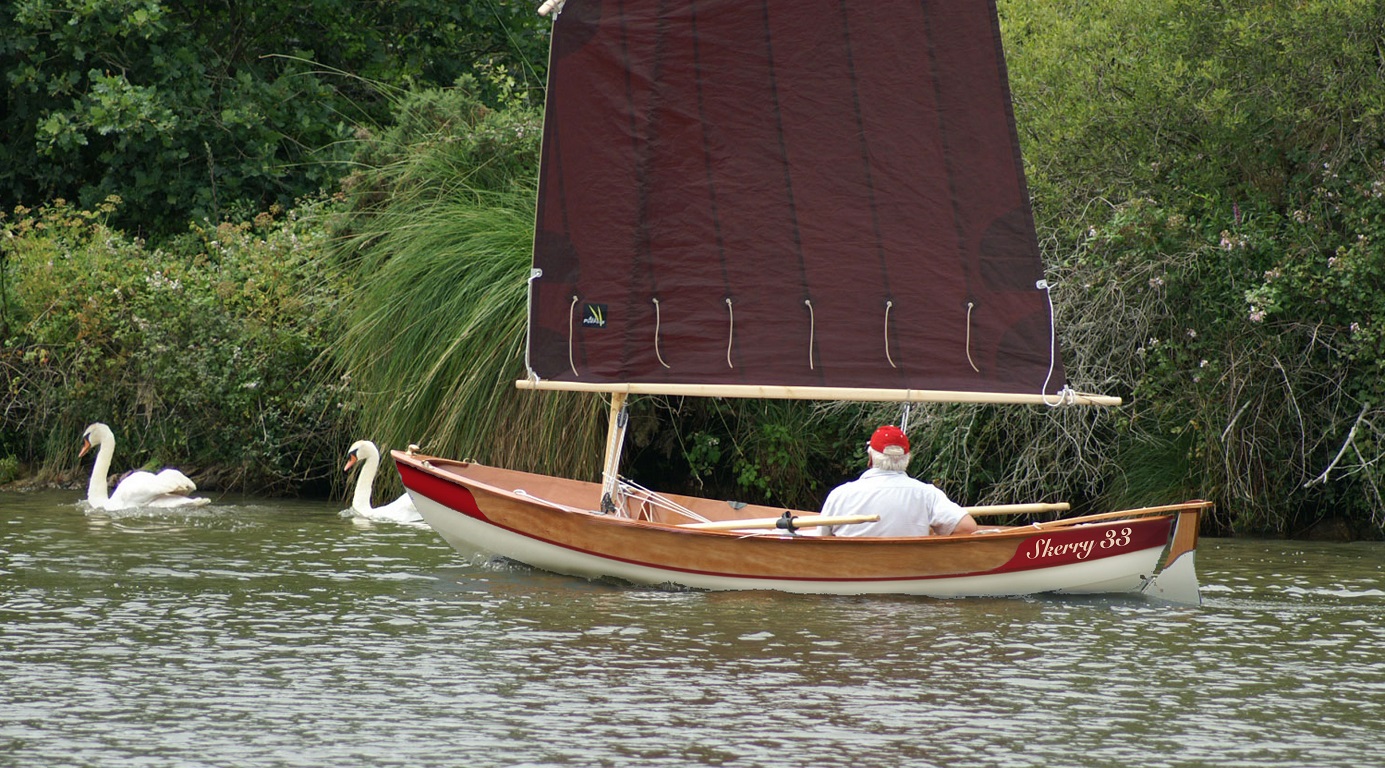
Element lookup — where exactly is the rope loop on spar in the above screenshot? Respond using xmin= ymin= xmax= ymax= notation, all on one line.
xmin=567 ymin=295 xmax=580 ymax=377
xmin=523 ymin=268 xmax=543 ymax=380
xmin=965 ymin=301 xmax=981 ymax=373
xmin=652 ymin=298 xmax=671 ymax=369
xmin=805 ymin=299 xmax=816 ymax=370
xmin=725 ymin=298 xmax=735 ymax=369
xmin=1037 ymin=279 xmax=1076 ymax=407
xmin=884 ymin=300 xmax=898 ymax=369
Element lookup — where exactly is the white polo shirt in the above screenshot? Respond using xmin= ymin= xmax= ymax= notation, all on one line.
xmin=818 ymin=468 xmax=968 ymax=537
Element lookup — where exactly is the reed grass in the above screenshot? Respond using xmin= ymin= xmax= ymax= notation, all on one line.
xmin=331 ymin=189 xmax=604 ymax=487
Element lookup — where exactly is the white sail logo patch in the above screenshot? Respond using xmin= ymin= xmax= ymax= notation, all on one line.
xmin=582 ymin=303 xmax=607 ymax=328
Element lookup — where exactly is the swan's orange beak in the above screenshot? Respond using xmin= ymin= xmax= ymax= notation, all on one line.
xmin=344 ymin=453 xmax=359 ymax=472
xmin=79 ymin=438 xmax=93 ymax=459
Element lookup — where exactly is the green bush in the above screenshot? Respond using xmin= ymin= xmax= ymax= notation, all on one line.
xmin=1 ymin=195 xmax=347 ymax=493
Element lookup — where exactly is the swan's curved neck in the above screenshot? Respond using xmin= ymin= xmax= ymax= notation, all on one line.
xmin=351 ymin=452 xmax=381 ymax=512
xmin=87 ymin=440 xmax=114 ymax=506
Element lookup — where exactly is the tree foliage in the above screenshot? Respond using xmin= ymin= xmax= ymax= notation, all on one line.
xmin=973 ymin=0 xmax=1385 ymax=533
xmin=0 ymin=0 xmax=549 ymax=238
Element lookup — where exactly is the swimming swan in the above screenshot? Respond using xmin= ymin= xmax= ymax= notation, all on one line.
xmin=345 ymin=440 xmax=422 ymax=523
xmin=80 ymin=422 xmax=210 ymax=510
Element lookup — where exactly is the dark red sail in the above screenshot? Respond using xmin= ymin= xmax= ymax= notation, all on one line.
xmin=527 ymin=0 xmax=1066 ymax=398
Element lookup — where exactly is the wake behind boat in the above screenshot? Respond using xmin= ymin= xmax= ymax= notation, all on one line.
xmin=394 ymin=0 xmax=1210 ymax=604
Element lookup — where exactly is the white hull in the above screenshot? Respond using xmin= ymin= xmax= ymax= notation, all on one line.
xmin=414 ymin=493 xmax=1164 ymax=598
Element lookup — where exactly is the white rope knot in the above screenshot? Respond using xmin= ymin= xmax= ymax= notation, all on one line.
xmin=1044 ymin=385 xmax=1079 ymax=408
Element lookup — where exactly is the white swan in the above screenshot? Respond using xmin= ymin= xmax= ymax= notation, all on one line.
xmin=80 ymin=422 xmax=210 ymax=510
xmin=345 ymin=440 xmax=423 ymax=523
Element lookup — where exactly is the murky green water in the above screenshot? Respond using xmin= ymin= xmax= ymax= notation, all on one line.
xmin=2 ymin=490 xmax=1382 ymax=767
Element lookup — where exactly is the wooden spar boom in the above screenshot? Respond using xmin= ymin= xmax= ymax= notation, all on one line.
xmin=516 ymin=379 xmax=1121 ymax=407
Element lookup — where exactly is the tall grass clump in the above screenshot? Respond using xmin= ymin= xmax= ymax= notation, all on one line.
xmin=331 ymin=84 xmax=605 ymax=485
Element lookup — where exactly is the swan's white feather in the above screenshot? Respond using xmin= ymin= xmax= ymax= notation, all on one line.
xmin=81 ymin=423 xmax=210 ymax=511
xmin=345 ymin=440 xmax=423 ymax=524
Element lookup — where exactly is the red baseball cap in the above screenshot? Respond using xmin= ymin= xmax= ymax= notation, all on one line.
xmin=869 ymin=425 xmax=910 ymax=453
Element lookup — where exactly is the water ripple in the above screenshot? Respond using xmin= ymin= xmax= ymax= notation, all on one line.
xmin=2 ymin=494 xmax=1383 ymax=767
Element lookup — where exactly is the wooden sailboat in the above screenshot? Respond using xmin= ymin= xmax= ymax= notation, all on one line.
xmin=393 ymin=0 xmax=1210 ymax=603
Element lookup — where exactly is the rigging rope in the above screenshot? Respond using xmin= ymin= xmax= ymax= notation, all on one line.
xmin=1038 ymin=280 xmax=1076 ymax=406
xmin=805 ymin=299 xmax=816 ymax=370
xmin=617 ymin=477 xmax=709 ymax=523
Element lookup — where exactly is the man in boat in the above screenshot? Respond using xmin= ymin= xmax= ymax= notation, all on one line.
xmin=816 ymin=425 xmax=978 ymax=537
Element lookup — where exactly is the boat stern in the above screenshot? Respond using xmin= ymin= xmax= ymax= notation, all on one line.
xmin=1141 ymin=502 xmax=1210 ymax=605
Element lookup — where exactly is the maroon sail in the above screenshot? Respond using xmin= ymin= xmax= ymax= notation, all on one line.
xmin=527 ymin=0 xmax=1065 ymax=399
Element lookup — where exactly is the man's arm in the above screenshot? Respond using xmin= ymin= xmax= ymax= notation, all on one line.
xmin=932 ymin=512 xmax=978 ymax=536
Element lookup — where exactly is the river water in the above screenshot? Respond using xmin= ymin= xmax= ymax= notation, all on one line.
xmin=2 ymin=490 xmax=1382 ymax=768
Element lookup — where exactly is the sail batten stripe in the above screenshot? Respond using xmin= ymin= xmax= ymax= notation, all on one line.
xmin=759 ymin=0 xmax=818 ymax=379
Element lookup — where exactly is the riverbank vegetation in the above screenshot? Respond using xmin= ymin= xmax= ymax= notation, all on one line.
xmin=2 ymin=0 xmax=1382 ymax=537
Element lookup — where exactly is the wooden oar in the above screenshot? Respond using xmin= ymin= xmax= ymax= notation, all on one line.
xmin=1027 ymin=501 xmax=1213 ymax=530
xmin=679 ymin=513 xmax=879 ymax=532
xmin=964 ymin=502 xmax=1070 ymax=516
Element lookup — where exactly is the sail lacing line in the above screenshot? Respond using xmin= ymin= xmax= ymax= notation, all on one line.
xmin=1038 ymin=280 xmax=1077 ymax=406
xmin=965 ymin=302 xmax=981 ymax=373
xmin=804 ymin=299 xmax=816 ymax=370
xmin=725 ymin=298 xmax=735 ymax=368
xmin=651 ymin=298 xmax=671 ymax=368
xmin=884 ymin=300 xmax=898 ymax=368
xmin=523 ymin=268 xmax=543 ymax=381
xmin=567 ymin=295 xmax=580 ymax=377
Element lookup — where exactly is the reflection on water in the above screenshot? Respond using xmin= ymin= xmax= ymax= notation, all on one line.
xmin=2 ymin=490 xmax=1382 ymax=767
